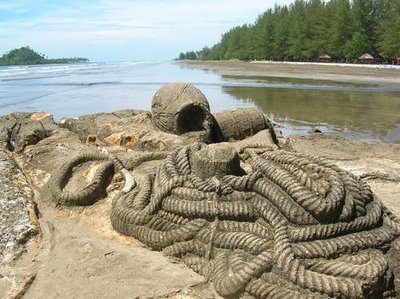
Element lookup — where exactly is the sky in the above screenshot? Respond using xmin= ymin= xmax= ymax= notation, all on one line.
xmin=0 ymin=0 xmax=294 ymax=62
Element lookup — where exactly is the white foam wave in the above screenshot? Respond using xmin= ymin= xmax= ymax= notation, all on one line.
xmin=0 ymin=61 xmax=164 ymax=81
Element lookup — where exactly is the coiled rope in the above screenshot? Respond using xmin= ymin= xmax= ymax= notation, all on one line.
xmin=50 ymin=144 xmax=400 ymax=298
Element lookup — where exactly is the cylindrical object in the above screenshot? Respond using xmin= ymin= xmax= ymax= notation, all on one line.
xmin=213 ymin=108 xmax=269 ymax=142
xmin=151 ymin=83 xmax=213 ymax=136
xmin=190 ymin=144 xmax=241 ymax=179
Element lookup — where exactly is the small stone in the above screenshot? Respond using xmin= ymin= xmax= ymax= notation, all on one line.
xmin=30 ymin=112 xmax=51 ymax=121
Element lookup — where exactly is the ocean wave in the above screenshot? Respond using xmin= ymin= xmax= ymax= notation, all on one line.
xmin=0 ymin=61 xmax=164 ymax=81
xmin=1 ymin=78 xmax=386 ymax=93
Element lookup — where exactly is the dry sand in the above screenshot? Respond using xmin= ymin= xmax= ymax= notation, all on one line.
xmin=179 ymin=60 xmax=400 ymax=89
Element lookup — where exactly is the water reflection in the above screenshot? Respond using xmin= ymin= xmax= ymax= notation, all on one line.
xmin=2 ymin=62 xmax=399 ymax=143
xmin=222 ymin=86 xmax=400 ymax=143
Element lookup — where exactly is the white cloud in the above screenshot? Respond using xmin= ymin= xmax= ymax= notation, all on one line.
xmin=0 ymin=0 xmax=294 ymax=60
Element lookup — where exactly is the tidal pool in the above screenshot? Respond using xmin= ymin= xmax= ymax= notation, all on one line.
xmin=223 ymin=84 xmax=400 ymax=143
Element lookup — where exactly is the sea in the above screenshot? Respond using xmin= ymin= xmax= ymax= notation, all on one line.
xmin=0 ymin=61 xmax=399 ymax=143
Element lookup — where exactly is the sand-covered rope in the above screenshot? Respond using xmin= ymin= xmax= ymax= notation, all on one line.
xmin=50 ymin=143 xmax=400 ymax=298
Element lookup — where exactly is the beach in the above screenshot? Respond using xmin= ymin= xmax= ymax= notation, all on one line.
xmin=2 ymin=113 xmax=400 ymax=298
xmin=1 ymin=62 xmax=400 ymax=298
xmin=1 ymin=61 xmax=399 ymax=143
xmin=179 ymin=60 xmax=400 ymax=89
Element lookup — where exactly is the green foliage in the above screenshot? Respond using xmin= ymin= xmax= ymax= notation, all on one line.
xmin=0 ymin=47 xmax=89 ymax=66
xmin=0 ymin=46 xmax=46 ymax=65
xmin=178 ymin=51 xmax=197 ymax=60
xmin=177 ymin=0 xmax=400 ymax=62
xmin=377 ymin=0 xmax=400 ymax=58
xmin=344 ymin=32 xmax=369 ymax=59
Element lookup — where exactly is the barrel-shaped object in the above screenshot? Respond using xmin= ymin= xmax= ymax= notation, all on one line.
xmin=213 ymin=108 xmax=269 ymax=142
xmin=190 ymin=143 xmax=242 ymax=179
xmin=151 ymin=83 xmax=213 ymax=137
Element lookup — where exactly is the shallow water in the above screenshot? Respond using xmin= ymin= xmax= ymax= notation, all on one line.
xmin=0 ymin=61 xmax=399 ymax=143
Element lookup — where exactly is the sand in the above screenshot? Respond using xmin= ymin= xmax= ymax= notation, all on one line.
xmin=179 ymin=60 xmax=400 ymax=89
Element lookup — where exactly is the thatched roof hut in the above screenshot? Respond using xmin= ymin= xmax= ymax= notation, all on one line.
xmin=358 ymin=53 xmax=375 ymax=64
xmin=318 ymin=54 xmax=331 ymax=63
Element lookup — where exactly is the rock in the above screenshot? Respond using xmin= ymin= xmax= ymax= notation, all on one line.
xmin=0 ymin=148 xmax=39 ymax=298
xmin=60 ymin=110 xmax=149 ymax=142
xmin=85 ymin=134 xmax=98 ymax=145
xmin=0 ymin=112 xmax=57 ymax=153
xmin=30 ymin=112 xmax=51 ymax=121
xmin=60 ymin=117 xmax=97 ymax=142
xmin=60 ymin=110 xmax=193 ymax=151
xmin=0 ymin=149 xmax=38 ymax=264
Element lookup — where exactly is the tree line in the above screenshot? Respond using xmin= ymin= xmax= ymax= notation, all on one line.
xmin=178 ymin=0 xmax=400 ymax=62
xmin=0 ymin=47 xmax=89 ymax=66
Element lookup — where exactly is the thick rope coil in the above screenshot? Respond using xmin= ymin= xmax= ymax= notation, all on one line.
xmin=121 ymin=151 xmax=168 ymax=170
xmin=147 ymin=216 xmax=179 ymax=231
xmin=196 ymin=230 xmax=270 ymax=254
xmin=308 ymin=250 xmax=388 ymax=281
xmin=253 ymin=178 xmax=319 ymax=225
xmin=212 ymin=250 xmax=273 ymax=297
xmin=161 ymin=197 xmax=256 ymax=220
xmin=156 ymin=210 xmax=189 ymax=225
xmin=249 ymin=154 xmax=345 ymax=222
xmin=162 ymin=240 xmax=207 ymax=257
xmin=251 ymin=195 xmax=385 ymax=298
xmin=288 ymin=201 xmax=382 ymax=242
xmin=49 ymin=144 xmax=399 ymax=298
xmin=182 ymin=255 xmax=212 ymax=277
xmin=292 ymin=225 xmax=395 ymax=259
xmin=51 ymin=151 xmax=132 ymax=205
xmin=217 ymin=220 xmax=273 ymax=240
xmin=245 ymin=278 xmax=319 ymax=299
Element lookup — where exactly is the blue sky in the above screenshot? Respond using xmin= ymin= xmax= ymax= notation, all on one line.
xmin=0 ymin=0 xmax=294 ymax=61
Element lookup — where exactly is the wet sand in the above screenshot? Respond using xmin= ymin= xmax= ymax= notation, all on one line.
xmin=179 ymin=60 xmax=400 ymax=143
xmin=179 ymin=60 xmax=400 ymax=89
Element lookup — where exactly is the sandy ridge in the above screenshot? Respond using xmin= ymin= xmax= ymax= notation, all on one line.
xmin=179 ymin=60 xmax=400 ymax=89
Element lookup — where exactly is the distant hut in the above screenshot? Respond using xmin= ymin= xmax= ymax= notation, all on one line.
xmin=318 ymin=54 xmax=332 ymax=63
xmin=358 ymin=53 xmax=375 ymax=64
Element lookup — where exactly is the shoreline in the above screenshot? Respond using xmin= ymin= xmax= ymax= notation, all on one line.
xmin=178 ymin=60 xmax=400 ymax=90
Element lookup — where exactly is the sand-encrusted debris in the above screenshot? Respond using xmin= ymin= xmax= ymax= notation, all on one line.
xmin=49 ymin=140 xmax=400 ymax=298
xmin=1 ymin=83 xmax=400 ymax=298
xmin=213 ymin=107 xmax=274 ymax=142
xmin=151 ymin=83 xmax=214 ymax=142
